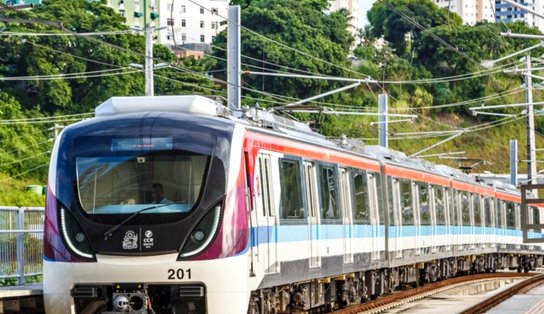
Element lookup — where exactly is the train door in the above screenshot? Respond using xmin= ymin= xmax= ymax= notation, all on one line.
xmin=340 ymin=168 xmax=353 ymax=264
xmin=414 ymin=182 xmax=423 ymax=256
xmin=442 ymin=187 xmax=452 ymax=252
xmin=432 ymin=185 xmax=446 ymax=254
xmin=501 ymin=201 xmax=507 ymax=249
xmin=515 ymin=204 xmax=521 ymax=250
xmin=304 ymin=161 xmax=321 ymax=268
xmin=427 ymin=184 xmax=437 ymax=253
xmin=255 ymin=153 xmax=279 ymax=274
xmin=470 ymin=193 xmax=477 ymax=250
xmin=368 ymin=172 xmax=381 ymax=261
xmin=460 ymin=191 xmax=471 ymax=251
xmin=484 ymin=197 xmax=494 ymax=249
xmin=391 ymin=178 xmax=404 ymax=258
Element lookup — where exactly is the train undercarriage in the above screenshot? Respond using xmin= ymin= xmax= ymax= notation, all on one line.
xmin=248 ymin=253 xmax=543 ymax=314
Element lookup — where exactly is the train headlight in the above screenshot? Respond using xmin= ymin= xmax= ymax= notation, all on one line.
xmin=60 ymin=206 xmax=95 ymax=259
xmin=192 ymin=230 xmax=206 ymax=243
xmin=179 ymin=203 xmax=222 ymax=258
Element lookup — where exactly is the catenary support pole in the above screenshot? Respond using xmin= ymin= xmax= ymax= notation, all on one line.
xmin=511 ymin=139 xmax=518 ymax=186
xmin=227 ymin=5 xmax=241 ymax=110
xmin=379 ymin=94 xmax=388 ymax=148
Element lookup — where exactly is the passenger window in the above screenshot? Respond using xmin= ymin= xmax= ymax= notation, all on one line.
xmin=419 ymin=183 xmax=430 ymax=226
xmin=484 ymin=197 xmax=493 ymax=227
xmin=506 ymin=201 xmax=516 ymax=229
xmin=400 ymin=179 xmax=413 ymax=225
xmin=279 ymin=158 xmax=304 ymax=220
xmin=389 ymin=177 xmax=397 ymax=226
xmin=318 ymin=165 xmax=339 ymax=220
xmin=461 ymin=191 xmax=470 ymax=226
xmin=435 ymin=186 xmax=446 ymax=225
xmin=496 ymin=200 xmax=502 ymax=228
xmin=451 ymin=190 xmax=459 ymax=226
xmin=351 ymin=170 xmax=370 ymax=224
xmin=473 ymin=194 xmax=482 ymax=227
xmin=374 ymin=173 xmax=384 ymax=223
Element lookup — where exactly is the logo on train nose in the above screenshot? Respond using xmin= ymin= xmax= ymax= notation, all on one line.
xmin=143 ymin=230 xmax=154 ymax=249
xmin=122 ymin=230 xmax=138 ymax=250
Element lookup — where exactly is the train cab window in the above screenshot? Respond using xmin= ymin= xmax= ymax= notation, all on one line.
xmin=318 ymin=164 xmax=340 ymax=220
xmin=473 ymin=194 xmax=482 ymax=227
xmin=461 ymin=191 xmax=470 ymax=226
xmin=506 ymin=201 xmax=516 ymax=229
xmin=400 ymin=179 xmax=414 ymax=225
xmin=484 ymin=197 xmax=493 ymax=228
xmin=76 ymin=153 xmax=208 ymax=214
xmin=434 ymin=186 xmax=446 ymax=225
xmin=278 ymin=158 xmax=304 ymax=220
xmin=351 ymin=170 xmax=370 ymax=224
xmin=419 ymin=183 xmax=430 ymax=226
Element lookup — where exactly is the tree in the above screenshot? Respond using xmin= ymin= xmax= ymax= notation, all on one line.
xmin=208 ymin=0 xmax=353 ymax=106
xmin=367 ymin=0 xmax=461 ymax=57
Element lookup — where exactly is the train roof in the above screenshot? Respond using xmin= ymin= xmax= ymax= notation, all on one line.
xmin=91 ymin=95 xmax=523 ymax=196
xmin=95 ymin=95 xmax=229 ymax=118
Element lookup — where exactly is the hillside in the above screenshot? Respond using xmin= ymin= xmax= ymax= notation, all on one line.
xmin=1 ymin=0 xmax=544 ymax=206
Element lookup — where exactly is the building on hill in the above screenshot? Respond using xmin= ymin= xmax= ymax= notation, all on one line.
xmin=329 ymin=0 xmax=361 ymax=38
xmin=433 ymin=0 xmax=495 ymax=25
xmin=495 ymin=0 xmax=544 ymax=32
xmin=105 ymin=0 xmax=228 ymax=46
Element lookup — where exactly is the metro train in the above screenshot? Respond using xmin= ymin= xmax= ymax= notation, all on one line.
xmin=43 ymin=95 xmax=544 ymax=314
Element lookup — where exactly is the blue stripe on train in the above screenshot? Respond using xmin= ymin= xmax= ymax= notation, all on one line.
xmin=250 ymin=224 xmax=533 ymax=247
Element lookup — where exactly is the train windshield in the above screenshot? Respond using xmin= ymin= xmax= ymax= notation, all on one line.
xmin=75 ymin=139 xmax=210 ymax=215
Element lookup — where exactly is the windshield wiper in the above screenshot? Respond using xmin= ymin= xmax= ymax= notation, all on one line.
xmin=103 ymin=203 xmax=171 ymax=240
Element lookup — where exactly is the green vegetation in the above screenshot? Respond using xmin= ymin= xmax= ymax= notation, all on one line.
xmin=0 ymin=0 xmax=542 ymax=207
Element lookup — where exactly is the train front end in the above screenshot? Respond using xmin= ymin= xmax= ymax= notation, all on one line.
xmin=43 ymin=96 xmax=250 ymax=313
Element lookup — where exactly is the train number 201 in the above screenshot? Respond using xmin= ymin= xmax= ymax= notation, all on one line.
xmin=167 ymin=268 xmax=192 ymax=280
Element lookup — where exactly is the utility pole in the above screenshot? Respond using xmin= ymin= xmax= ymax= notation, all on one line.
xmin=145 ymin=23 xmax=154 ymax=96
xmin=227 ymin=5 xmax=241 ymax=110
xmin=525 ymin=55 xmax=538 ymax=191
xmin=511 ymin=139 xmax=518 ymax=186
xmin=378 ymin=94 xmax=388 ymax=148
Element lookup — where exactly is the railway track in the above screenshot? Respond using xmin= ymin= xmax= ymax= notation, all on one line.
xmin=331 ymin=272 xmax=536 ymax=314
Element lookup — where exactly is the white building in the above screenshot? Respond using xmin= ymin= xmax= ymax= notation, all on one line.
xmin=159 ymin=0 xmax=229 ymax=47
xmin=329 ymin=0 xmax=361 ymax=37
xmin=434 ymin=0 xmax=495 ymax=25
xmin=106 ymin=0 xmax=229 ymax=48
xmin=495 ymin=0 xmax=544 ymax=32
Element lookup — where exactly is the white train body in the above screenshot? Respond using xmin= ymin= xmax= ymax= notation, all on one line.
xmin=43 ymin=96 xmax=544 ymax=314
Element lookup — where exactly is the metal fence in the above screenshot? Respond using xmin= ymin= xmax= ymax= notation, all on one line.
xmin=0 ymin=206 xmax=44 ymax=286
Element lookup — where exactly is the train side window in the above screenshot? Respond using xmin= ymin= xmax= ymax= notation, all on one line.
xmin=451 ymin=190 xmax=459 ymax=226
xmin=278 ymin=158 xmax=304 ymax=220
xmin=506 ymin=201 xmax=516 ymax=229
xmin=373 ymin=172 xmax=385 ymax=223
xmin=496 ymin=199 xmax=502 ymax=229
xmin=419 ymin=182 xmax=430 ymax=226
xmin=461 ymin=191 xmax=470 ymax=226
xmin=258 ymin=155 xmax=273 ymax=217
xmin=484 ymin=197 xmax=493 ymax=228
xmin=400 ymin=178 xmax=414 ymax=225
xmin=351 ymin=170 xmax=369 ymax=224
xmin=515 ymin=204 xmax=521 ymax=230
xmin=389 ymin=177 xmax=398 ymax=226
xmin=318 ymin=164 xmax=340 ymax=220
xmin=473 ymin=194 xmax=482 ymax=227
xmin=435 ymin=185 xmax=446 ymax=225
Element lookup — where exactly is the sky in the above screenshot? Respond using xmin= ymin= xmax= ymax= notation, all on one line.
xmin=359 ymin=0 xmax=376 ymax=28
